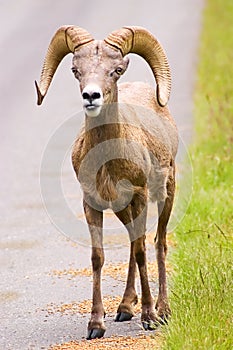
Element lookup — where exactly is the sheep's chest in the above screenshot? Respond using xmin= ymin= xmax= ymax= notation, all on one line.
xmin=77 ymin=157 xmax=148 ymax=211
xmin=72 ymin=122 xmax=172 ymax=210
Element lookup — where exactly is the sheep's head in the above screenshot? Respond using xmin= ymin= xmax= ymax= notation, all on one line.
xmin=35 ymin=26 xmax=171 ymax=117
xmin=71 ymin=41 xmax=129 ymax=117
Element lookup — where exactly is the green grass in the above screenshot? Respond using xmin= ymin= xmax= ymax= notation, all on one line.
xmin=160 ymin=0 xmax=233 ymax=349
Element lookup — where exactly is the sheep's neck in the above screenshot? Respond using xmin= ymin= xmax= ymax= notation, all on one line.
xmin=85 ymin=103 xmax=123 ymax=148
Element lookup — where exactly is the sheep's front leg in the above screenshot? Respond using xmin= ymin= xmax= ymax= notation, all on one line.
xmin=115 ymin=206 xmax=138 ymax=322
xmin=83 ymin=200 xmax=105 ymax=340
xmin=131 ymin=193 xmax=157 ymax=330
xmin=135 ymin=235 xmax=158 ymax=330
xmin=155 ymin=176 xmax=175 ymax=322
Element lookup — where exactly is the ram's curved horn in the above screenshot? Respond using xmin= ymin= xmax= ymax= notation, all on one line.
xmin=104 ymin=26 xmax=171 ymax=107
xmin=35 ymin=26 xmax=94 ymax=105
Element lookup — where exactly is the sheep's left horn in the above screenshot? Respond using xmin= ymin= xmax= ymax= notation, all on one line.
xmin=35 ymin=26 xmax=93 ymax=105
xmin=104 ymin=26 xmax=171 ymax=107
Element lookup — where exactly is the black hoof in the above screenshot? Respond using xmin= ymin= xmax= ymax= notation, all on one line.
xmin=87 ymin=328 xmax=105 ymax=340
xmin=115 ymin=312 xmax=133 ymax=322
xmin=142 ymin=320 xmax=158 ymax=331
xmin=158 ymin=314 xmax=169 ymax=325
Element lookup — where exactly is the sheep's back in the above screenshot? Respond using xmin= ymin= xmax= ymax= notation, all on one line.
xmin=118 ymin=81 xmax=178 ymax=159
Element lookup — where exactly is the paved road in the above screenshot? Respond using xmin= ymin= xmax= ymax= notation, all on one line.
xmin=0 ymin=1 xmax=204 ymax=349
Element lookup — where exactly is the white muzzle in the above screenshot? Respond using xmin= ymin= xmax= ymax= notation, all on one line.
xmin=82 ymin=84 xmax=103 ymax=117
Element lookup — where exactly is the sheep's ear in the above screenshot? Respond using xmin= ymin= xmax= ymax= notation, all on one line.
xmin=123 ymin=55 xmax=130 ymax=68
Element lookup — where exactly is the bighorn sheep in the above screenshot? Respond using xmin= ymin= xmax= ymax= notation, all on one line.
xmin=36 ymin=25 xmax=178 ymax=339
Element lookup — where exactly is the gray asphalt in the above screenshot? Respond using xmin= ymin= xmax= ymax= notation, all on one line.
xmin=0 ymin=1 xmax=204 ymax=349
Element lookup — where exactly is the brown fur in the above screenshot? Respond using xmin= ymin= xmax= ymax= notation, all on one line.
xmin=71 ymin=40 xmax=178 ymax=338
xmin=36 ymin=26 xmax=179 ymax=339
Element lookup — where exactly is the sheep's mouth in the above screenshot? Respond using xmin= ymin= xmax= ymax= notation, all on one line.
xmin=84 ymin=100 xmax=102 ymax=109
xmin=84 ymin=103 xmax=102 ymax=117
xmin=86 ymin=104 xmax=98 ymax=110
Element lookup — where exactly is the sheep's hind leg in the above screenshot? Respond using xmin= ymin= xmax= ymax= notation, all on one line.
xmin=115 ymin=206 xmax=138 ymax=322
xmin=83 ymin=200 xmax=106 ymax=340
xmin=131 ymin=193 xmax=158 ymax=331
xmin=155 ymin=176 xmax=175 ymax=323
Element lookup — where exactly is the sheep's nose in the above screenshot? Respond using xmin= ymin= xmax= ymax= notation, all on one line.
xmin=82 ymin=84 xmax=103 ymax=103
xmin=82 ymin=91 xmax=101 ymax=102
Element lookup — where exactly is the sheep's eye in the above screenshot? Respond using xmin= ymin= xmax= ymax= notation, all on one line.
xmin=115 ymin=67 xmax=124 ymax=75
xmin=71 ymin=67 xmax=81 ymax=77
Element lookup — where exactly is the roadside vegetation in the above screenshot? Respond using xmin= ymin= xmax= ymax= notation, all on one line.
xmin=160 ymin=0 xmax=233 ymax=348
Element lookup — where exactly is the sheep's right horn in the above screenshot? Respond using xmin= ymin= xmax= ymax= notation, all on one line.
xmin=105 ymin=26 xmax=171 ymax=107
xmin=35 ymin=26 xmax=93 ymax=105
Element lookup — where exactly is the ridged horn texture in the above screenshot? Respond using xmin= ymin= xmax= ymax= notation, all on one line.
xmin=35 ymin=26 xmax=93 ymax=105
xmin=104 ymin=26 xmax=171 ymax=107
